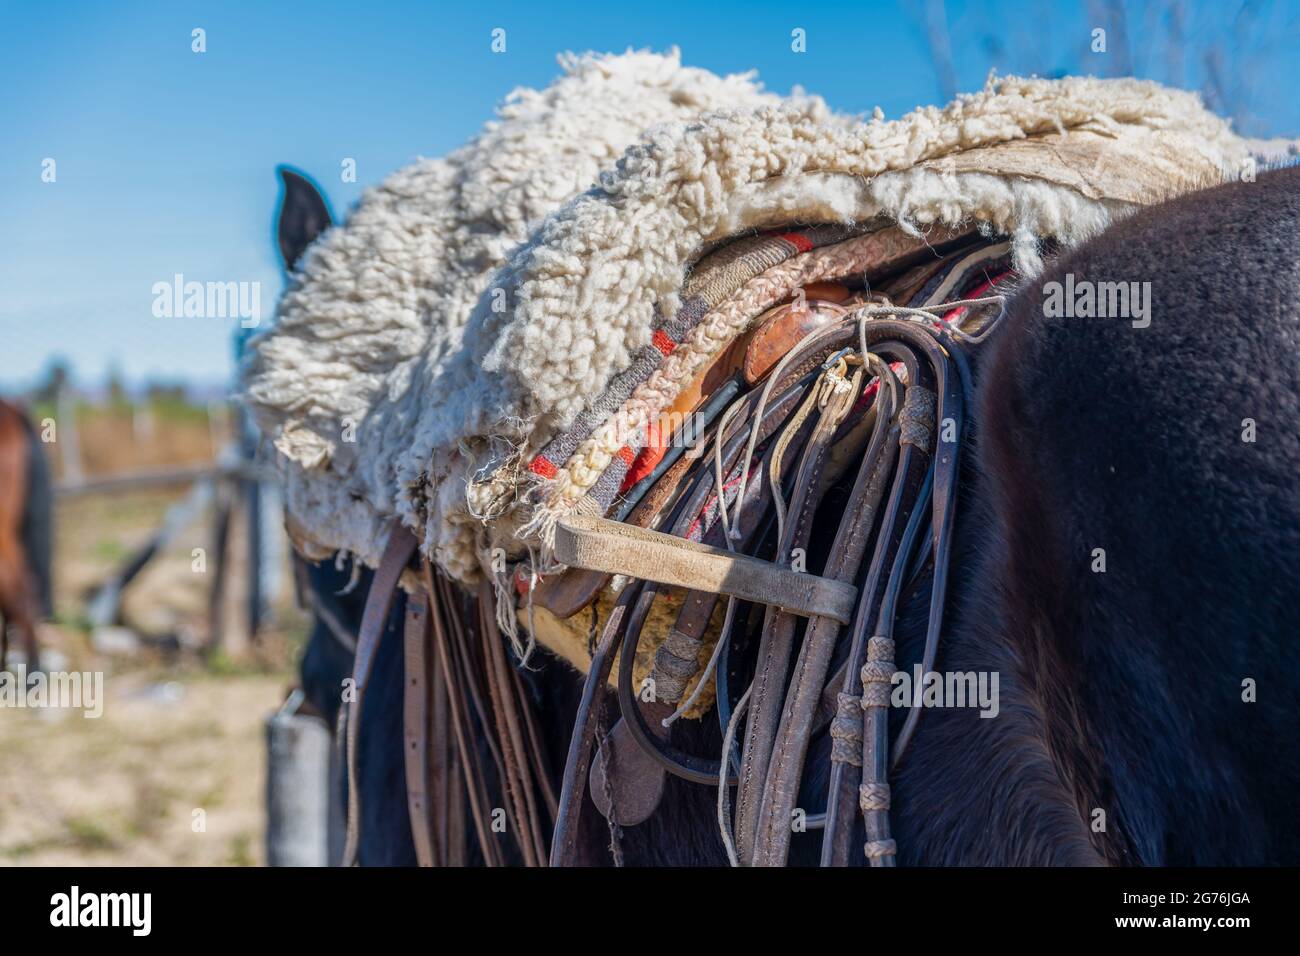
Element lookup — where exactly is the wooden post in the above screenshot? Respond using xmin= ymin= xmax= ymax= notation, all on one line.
xmin=56 ymin=382 xmax=83 ymax=485
xmin=207 ymin=475 xmax=233 ymax=655
xmin=214 ymin=479 xmax=254 ymax=662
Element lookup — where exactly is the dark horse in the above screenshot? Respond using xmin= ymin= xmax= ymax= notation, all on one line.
xmin=0 ymin=400 xmax=53 ymax=674
xmin=276 ymin=165 xmax=1300 ymax=866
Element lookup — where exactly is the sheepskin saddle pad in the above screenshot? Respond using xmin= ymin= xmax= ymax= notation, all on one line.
xmin=242 ymin=50 xmax=1248 ymax=688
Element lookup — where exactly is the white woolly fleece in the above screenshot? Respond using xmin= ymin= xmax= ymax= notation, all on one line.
xmin=243 ymin=53 xmax=1248 ymax=582
xmin=244 ymin=49 xmax=797 ymax=570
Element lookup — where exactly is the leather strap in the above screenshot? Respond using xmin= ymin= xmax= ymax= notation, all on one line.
xmin=754 ymin=371 xmax=919 ymax=865
xmin=533 ymin=444 xmax=699 ymax=620
xmin=424 ymin=563 xmax=501 ymax=866
xmin=734 ymin=360 xmax=862 ymax=862
xmin=592 ymin=381 xmax=819 ymax=814
xmin=554 ymin=514 xmax=857 ymax=626
xmin=721 ymin=319 xmax=959 ymax=867
xmin=550 ymin=586 xmax=643 ymax=866
xmin=402 ymin=591 xmax=435 ymax=866
xmin=428 ymin=628 xmax=453 ymax=865
xmin=818 ymin=327 xmax=964 ymax=867
xmin=341 ymin=522 xmax=418 ymax=867
xmin=477 ymin=580 xmax=547 ymax=866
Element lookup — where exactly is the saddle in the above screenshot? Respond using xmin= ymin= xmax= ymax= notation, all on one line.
xmin=542 ymin=231 xmax=1017 ymax=866
xmin=246 ymin=58 xmax=1250 ymax=866
xmin=343 ymin=226 xmax=1018 ymax=866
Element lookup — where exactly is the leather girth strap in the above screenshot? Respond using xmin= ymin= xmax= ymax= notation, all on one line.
xmin=402 ymin=590 xmax=435 ymax=866
xmin=343 ymin=521 xmax=555 ymax=867
xmin=342 ymin=522 xmax=418 ymax=867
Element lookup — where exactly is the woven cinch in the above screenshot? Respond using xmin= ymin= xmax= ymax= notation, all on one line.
xmin=242 ymin=50 xmax=1250 ymax=600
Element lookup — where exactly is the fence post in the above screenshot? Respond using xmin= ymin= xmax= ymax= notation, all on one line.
xmin=56 ymin=381 xmax=83 ymax=484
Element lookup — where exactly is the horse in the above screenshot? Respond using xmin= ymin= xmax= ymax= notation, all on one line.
xmin=0 ymin=399 xmax=53 ymax=675
xmin=271 ymin=160 xmax=1299 ymax=866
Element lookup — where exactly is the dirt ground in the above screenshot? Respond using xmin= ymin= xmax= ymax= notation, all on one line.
xmin=1 ymin=405 xmax=312 ymax=866
xmin=0 ymin=666 xmax=291 ymax=866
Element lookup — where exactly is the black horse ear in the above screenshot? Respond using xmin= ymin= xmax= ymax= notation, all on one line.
xmin=276 ymin=167 xmax=333 ymax=272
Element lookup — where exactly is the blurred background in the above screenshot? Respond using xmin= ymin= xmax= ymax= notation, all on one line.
xmin=1 ymin=0 xmax=1296 ymax=866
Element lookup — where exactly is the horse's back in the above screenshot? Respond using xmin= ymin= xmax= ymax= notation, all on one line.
xmin=981 ymin=166 xmax=1300 ymax=863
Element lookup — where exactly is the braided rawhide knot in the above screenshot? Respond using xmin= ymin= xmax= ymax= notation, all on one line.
xmin=898 ymin=385 xmax=936 ymax=454
xmin=829 ymin=693 xmax=864 ymax=766
xmin=864 ymin=838 xmax=898 ymax=860
xmin=867 ymin=636 xmax=895 ymax=661
xmin=859 ymin=782 xmax=891 ymax=812
xmin=651 ymin=628 xmax=703 ymax=704
xmin=860 ymin=636 xmax=896 ymax=709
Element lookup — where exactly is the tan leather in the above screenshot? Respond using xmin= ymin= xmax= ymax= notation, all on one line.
xmin=402 ymin=593 xmax=435 ymax=866
xmin=532 ymin=446 xmax=697 ymax=620
xmin=553 ymin=514 xmax=858 ymax=626
xmin=589 ymin=704 xmax=669 ymax=826
xmin=744 ymin=299 xmax=848 ymax=384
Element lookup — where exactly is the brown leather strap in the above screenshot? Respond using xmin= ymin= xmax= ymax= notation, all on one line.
xmin=429 ymin=566 xmax=504 ymax=866
xmin=478 ymin=581 xmax=548 ymax=866
xmin=402 ymin=590 xmax=435 ymax=866
xmin=734 ymin=362 xmax=861 ymax=862
xmin=554 ymin=515 xmax=858 ymax=625
xmin=445 ymin=752 xmax=467 ymax=866
xmin=341 ymin=521 xmax=418 ymax=867
xmin=751 ymin=376 xmax=914 ymax=865
xmin=818 ymin=326 xmax=963 ymax=867
xmin=513 ymin=665 xmax=559 ymax=823
xmin=550 ymin=584 xmax=648 ymax=866
xmin=428 ymin=629 xmax=452 ymax=866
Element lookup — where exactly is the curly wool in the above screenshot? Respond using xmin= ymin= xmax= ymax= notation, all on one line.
xmin=243 ymin=54 xmax=1249 ymax=582
xmin=244 ymin=49 xmax=795 ymax=572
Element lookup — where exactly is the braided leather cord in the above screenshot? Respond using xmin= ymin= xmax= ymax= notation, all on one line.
xmin=860 ymin=635 xmax=896 ymax=864
xmin=829 ymin=692 xmax=864 ymax=766
xmin=898 ymin=385 xmax=936 ymax=453
xmin=860 ymin=636 xmax=895 ymax=708
xmin=650 ymin=628 xmax=703 ymax=704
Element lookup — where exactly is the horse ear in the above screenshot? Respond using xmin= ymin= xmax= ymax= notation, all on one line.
xmin=276 ymin=166 xmax=333 ymax=272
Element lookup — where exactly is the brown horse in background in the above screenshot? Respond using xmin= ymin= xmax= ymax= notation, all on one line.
xmin=0 ymin=400 xmax=47 ymax=673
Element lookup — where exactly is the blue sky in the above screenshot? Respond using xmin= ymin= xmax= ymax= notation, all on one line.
xmin=2 ymin=0 xmax=1297 ymax=391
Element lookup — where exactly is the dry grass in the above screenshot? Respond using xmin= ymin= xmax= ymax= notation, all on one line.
xmin=0 ymin=404 xmax=314 ymax=866
xmin=0 ymin=667 xmax=291 ymax=866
